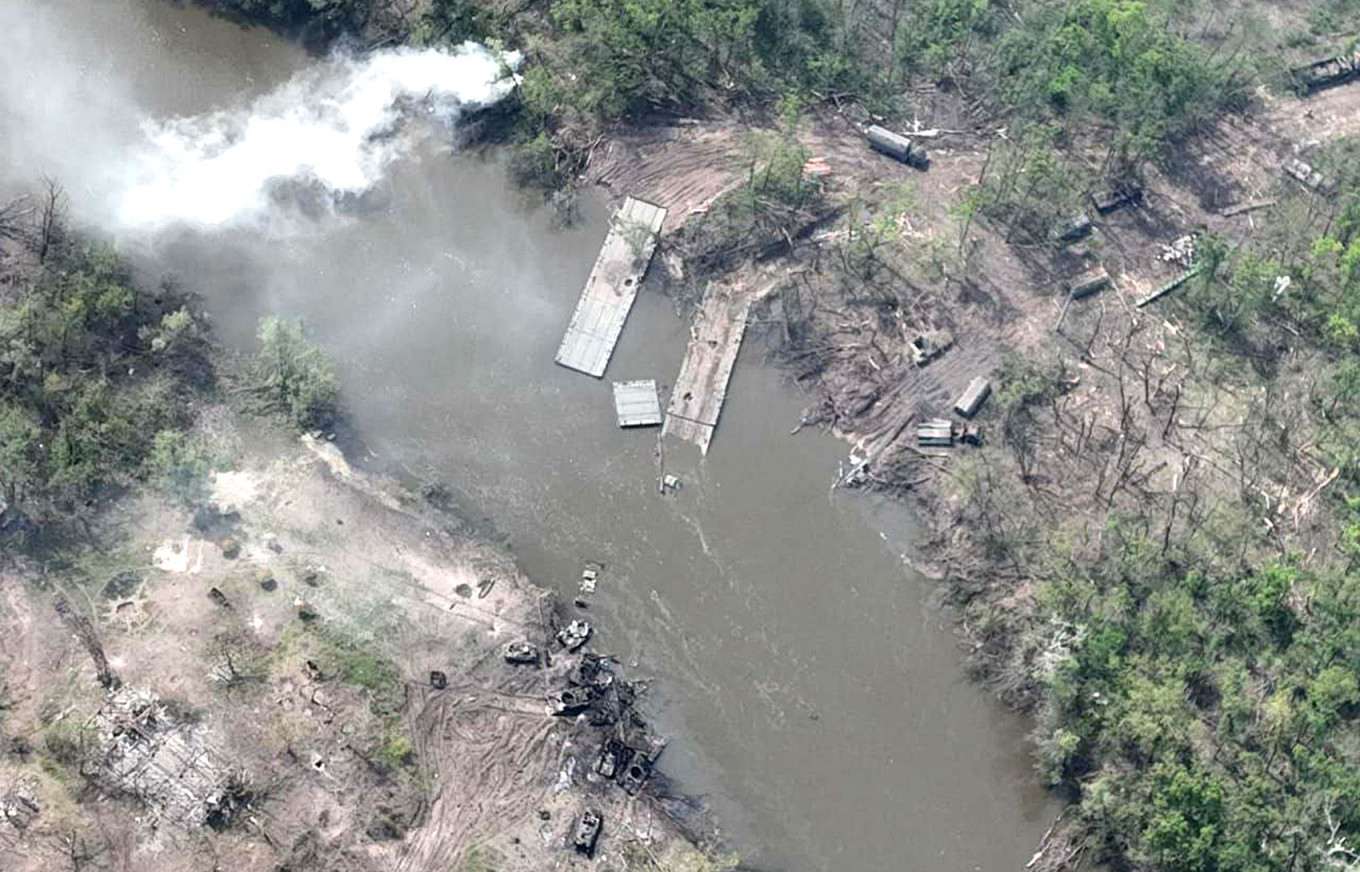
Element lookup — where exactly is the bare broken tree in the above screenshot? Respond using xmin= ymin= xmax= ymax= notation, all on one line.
xmin=36 ymin=178 xmax=65 ymax=264
xmin=53 ymin=597 xmax=119 ymax=691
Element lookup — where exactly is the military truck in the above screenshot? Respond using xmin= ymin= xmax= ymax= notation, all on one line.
xmin=866 ymin=125 xmax=930 ymax=170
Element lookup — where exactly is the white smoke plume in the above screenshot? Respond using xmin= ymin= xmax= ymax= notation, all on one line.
xmin=116 ymin=43 xmax=521 ymax=232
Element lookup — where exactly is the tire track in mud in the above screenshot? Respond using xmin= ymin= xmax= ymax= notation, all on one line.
xmin=590 ymin=126 xmax=745 ymax=232
xmin=393 ymin=689 xmax=558 ymax=872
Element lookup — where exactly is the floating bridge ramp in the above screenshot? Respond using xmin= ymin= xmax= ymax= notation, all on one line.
xmin=663 ymin=286 xmax=751 ymax=455
xmin=555 ymin=197 xmax=667 ymax=378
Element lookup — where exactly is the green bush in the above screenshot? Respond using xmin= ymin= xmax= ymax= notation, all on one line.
xmin=250 ymin=316 xmax=341 ymax=432
xmin=144 ymin=429 xmax=215 ymax=506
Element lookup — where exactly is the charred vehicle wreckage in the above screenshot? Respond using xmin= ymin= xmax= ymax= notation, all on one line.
xmin=500 ymin=615 xmax=676 ymax=855
xmin=548 ymin=650 xmax=668 ymax=794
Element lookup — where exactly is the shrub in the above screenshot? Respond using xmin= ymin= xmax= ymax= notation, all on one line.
xmin=250 ymin=317 xmax=341 ymax=432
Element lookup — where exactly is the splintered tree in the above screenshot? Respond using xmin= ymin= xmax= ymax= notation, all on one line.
xmin=54 ymin=597 xmax=119 ymax=691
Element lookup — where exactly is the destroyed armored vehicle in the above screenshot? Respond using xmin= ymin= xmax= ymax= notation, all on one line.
xmin=571 ymin=653 xmax=614 ymax=688
xmin=429 ymin=670 xmax=448 ymax=690
xmin=1284 ymin=158 xmax=1329 ymax=193
xmin=552 ymin=685 xmax=598 ymax=716
xmin=1055 ymin=213 xmax=1093 ymax=244
xmin=909 ymin=329 xmax=954 ymax=367
xmin=1091 ymin=182 xmax=1142 ymax=214
xmin=556 ymin=619 xmax=592 ymax=651
xmin=502 ymin=640 xmax=540 ymax=665
xmin=1290 ymin=52 xmax=1360 ymax=94
xmin=618 ymin=756 xmax=652 ymax=795
xmin=573 ymin=808 xmax=603 ymax=856
xmin=595 ymin=739 xmax=633 ymax=779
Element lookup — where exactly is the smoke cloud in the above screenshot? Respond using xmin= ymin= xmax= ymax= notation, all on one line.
xmin=0 ymin=0 xmax=520 ymax=233
xmin=117 ymin=44 xmax=522 ymax=231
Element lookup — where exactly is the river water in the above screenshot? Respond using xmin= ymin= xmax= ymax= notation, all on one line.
xmin=2 ymin=1 xmax=1055 ymax=868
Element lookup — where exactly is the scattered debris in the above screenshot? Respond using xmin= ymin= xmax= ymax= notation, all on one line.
xmin=557 ymin=620 xmax=592 ymax=652
xmin=89 ymin=687 xmax=240 ymax=828
xmin=909 ymin=329 xmax=954 ymax=367
xmin=294 ymin=598 xmax=320 ymax=623
xmin=1090 ymin=182 xmax=1142 ymax=215
xmin=503 ymin=640 xmax=541 ymax=665
xmin=2 ymin=786 xmax=39 ymax=831
xmin=865 ymin=124 xmax=930 ymax=170
xmin=802 ymin=155 xmax=832 ymax=178
xmin=613 ymin=379 xmax=664 ymax=427
xmin=570 ymin=653 xmax=614 ymax=689
xmin=572 ymin=808 xmax=603 ymax=856
xmin=429 ymin=670 xmax=448 ymax=690
xmin=476 ymin=577 xmax=495 ymax=598
xmin=954 ymin=377 xmax=992 ymax=418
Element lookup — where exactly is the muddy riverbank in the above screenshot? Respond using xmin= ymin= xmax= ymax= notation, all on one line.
xmin=1 ymin=407 xmax=723 ymax=871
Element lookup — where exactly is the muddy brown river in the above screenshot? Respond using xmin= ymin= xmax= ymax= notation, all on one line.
xmin=2 ymin=1 xmax=1056 ymax=868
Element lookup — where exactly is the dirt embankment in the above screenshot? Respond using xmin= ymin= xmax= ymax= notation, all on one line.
xmin=0 ymin=419 xmax=723 ymax=872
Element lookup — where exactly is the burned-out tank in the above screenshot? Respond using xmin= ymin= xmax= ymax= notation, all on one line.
xmin=572 ymin=808 xmax=603 ymax=856
xmin=1091 ymin=182 xmax=1142 ymax=215
xmin=618 ymin=755 xmax=652 ymax=794
xmin=551 ymin=685 xmax=598 ymax=717
xmin=570 ymin=653 xmax=614 ymax=688
xmin=595 ymin=739 xmax=633 ymax=779
xmin=556 ymin=619 xmax=592 ymax=652
xmin=502 ymin=640 xmax=540 ymax=665
xmin=1290 ymin=52 xmax=1360 ymax=94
